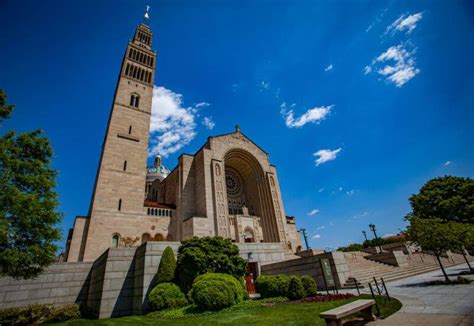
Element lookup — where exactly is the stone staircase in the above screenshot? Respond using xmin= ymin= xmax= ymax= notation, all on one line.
xmin=343 ymin=251 xmax=471 ymax=288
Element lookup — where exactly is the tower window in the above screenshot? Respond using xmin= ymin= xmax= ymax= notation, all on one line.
xmin=112 ymin=234 xmax=120 ymax=247
xmin=118 ymin=199 xmax=122 ymax=211
xmin=128 ymin=126 xmax=132 ymax=134
xmin=130 ymin=94 xmax=140 ymax=108
xmin=123 ymin=160 xmax=127 ymax=171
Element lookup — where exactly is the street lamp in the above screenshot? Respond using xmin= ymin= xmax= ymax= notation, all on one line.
xmin=362 ymin=231 xmax=368 ymax=241
xmin=369 ymin=224 xmax=383 ymax=253
xmin=298 ymin=228 xmax=310 ymax=250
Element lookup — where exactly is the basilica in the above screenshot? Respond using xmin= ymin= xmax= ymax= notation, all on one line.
xmin=64 ymin=20 xmax=301 ymax=264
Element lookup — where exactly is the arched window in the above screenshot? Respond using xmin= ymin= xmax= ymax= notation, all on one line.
xmin=112 ymin=234 xmax=120 ymax=247
xmin=154 ymin=234 xmax=164 ymax=241
xmin=142 ymin=233 xmax=151 ymax=244
xmin=130 ymin=94 xmax=140 ymax=108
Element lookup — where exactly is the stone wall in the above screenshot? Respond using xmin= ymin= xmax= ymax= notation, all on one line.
xmin=0 ymin=241 xmax=289 ymax=318
xmin=365 ymin=250 xmax=408 ymax=267
xmin=261 ymin=251 xmax=349 ymax=289
xmin=0 ymin=262 xmax=92 ymax=309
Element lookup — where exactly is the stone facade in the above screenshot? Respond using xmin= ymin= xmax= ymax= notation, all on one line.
xmin=64 ymin=21 xmax=302 ymax=264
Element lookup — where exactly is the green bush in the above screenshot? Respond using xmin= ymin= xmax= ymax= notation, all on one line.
xmin=148 ymin=282 xmax=187 ymax=311
xmin=176 ymin=237 xmax=247 ymax=290
xmin=45 ymin=304 xmax=81 ymax=323
xmin=191 ymin=273 xmax=244 ymax=311
xmin=157 ymin=246 xmax=176 ymax=283
xmin=301 ymin=275 xmax=317 ymax=297
xmin=255 ymin=274 xmax=290 ymax=298
xmin=287 ymin=276 xmax=305 ymax=300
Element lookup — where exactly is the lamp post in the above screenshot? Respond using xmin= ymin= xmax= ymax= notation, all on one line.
xmin=369 ymin=224 xmax=383 ymax=253
xmin=298 ymin=228 xmax=310 ymax=250
xmin=362 ymin=231 xmax=368 ymax=242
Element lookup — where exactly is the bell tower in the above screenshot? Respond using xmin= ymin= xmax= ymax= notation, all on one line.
xmin=68 ymin=15 xmax=157 ymax=261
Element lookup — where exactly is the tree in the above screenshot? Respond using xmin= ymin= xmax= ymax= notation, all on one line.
xmin=407 ymin=176 xmax=474 ymax=224
xmin=451 ymin=222 xmax=474 ymax=272
xmin=407 ymin=217 xmax=459 ymax=281
xmin=175 ymin=236 xmax=247 ymax=291
xmin=0 ymin=89 xmax=62 ymax=279
xmin=156 ymin=246 xmax=176 ymax=283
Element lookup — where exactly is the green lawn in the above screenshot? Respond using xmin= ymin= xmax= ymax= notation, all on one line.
xmin=57 ymin=295 xmax=401 ymax=326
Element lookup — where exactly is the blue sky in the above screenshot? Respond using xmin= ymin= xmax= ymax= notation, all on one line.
xmin=1 ymin=0 xmax=473 ymax=251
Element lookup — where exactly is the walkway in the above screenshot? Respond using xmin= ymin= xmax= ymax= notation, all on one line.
xmin=368 ymin=263 xmax=474 ymax=325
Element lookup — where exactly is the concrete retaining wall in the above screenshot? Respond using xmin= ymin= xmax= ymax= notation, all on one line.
xmin=365 ymin=250 xmax=408 ymax=267
xmin=0 ymin=241 xmax=290 ymax=318
xmin=261 ymin=251 xmax=349 ymax=289
xmin=0 ymin=262 xmax=92 ymax=309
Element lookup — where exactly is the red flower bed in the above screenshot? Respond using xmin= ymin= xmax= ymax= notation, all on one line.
xmin=303 ymin=293 xmax=355 ymax=302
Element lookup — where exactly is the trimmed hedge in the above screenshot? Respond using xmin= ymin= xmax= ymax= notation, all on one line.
xmin=287 ymin=276 xmax=305 ymax=300
xmin=148 ymin=282 xmax=187 ymax=311
xmin=0 ymin=303 xmax=80 ymax=325
xmin=157 ymin=246 xmax=176 ymax=283
xmin=256 ymin=274 xmax=317 ymax=299
xmin=255 ymin=274 xmax=290 ymax=298
xmin=301 ymin=275 xmax=317 ymax=297
xmin=191 ymin=273 xmax=244 ymax=311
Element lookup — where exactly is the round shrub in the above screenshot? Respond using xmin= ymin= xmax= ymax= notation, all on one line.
xmin=191 ymin=273 xmax=244 ymax=311
xmin=287 ymin=276 xmax=305 ymax=300
xmin=301 ymin=275 xmax=317 ymax=297
xmin=255 ymin=274 xmax=290 ymax=298
xmin=45 ymin=304 xmax=81 ymax=323
xmin=157 ymin=246 xmax=176 ymax=283
xmin=148 ymin=282 xmax=187 ymax=311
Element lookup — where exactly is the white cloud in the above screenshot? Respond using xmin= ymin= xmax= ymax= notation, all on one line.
xmin=149 ymin=86 xmax=208 ymax=157
xmin=202 ymin=116 xmax=215 ymax=130
xmin=329 ymin=222 xmax=335 ymax=227
xmin=338 ymin=186 xmax=343 ymax=191
xmin=346 ymin=189 xmax=355 ymax=196
xmin=382 ymin=233 xmax=396 ymax=238
xmin=318 ymin=188 xmax=324 ymax=193
xmin=313 ymin=148 xmax=342 ymax=166
xmin=280 ymin=102 xmax=333 ymax=128
xmin=443 ymin=160 xmax=452 ymax=166
xmin=352 ymin=211 xmax=369 ymax=220
xmin=195 ymin=102 xmax=210 ymax=108
xmin=232 ymin=83 xmax=240 ymax=93
xmin=324 ymin=64 xmax=333 ymax=71
xmin=308 ymin=209 xmax=320 ymax=216
xmin=316 ymin=225 xmax=326 ymax=230
xmin=259 ymin=81 xmax=270 ymax=91
xmin=387 ymin=12 xmax=423 ymax=35
xmin=366 ymin=44 xmax=420 ymax=87
xmin=312 ymin=234 xmax=321 ymax=240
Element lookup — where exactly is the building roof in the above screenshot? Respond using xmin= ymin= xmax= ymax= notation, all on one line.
xmin=143 ymin=201 xmax=176 ymax=209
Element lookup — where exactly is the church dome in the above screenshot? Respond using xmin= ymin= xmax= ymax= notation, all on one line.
xmin=146 ymin=154 xmax=170 ymax=182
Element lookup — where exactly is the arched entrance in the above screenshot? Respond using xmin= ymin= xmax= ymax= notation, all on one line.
xmin=222 ymin=149 xmax=280 ymax=243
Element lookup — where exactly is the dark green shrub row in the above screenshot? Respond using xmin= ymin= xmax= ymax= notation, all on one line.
xmin=148 ymin=282 xmax=188 ymax=311
xmin=256 ymin=274 xmax=317 ymax=299
xmin=190 ymin=273 xmax=244 ymax=311
xmin=0 ymin=303 xmax=80 ymax=325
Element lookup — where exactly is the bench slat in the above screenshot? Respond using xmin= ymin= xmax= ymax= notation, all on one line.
xmin=319 ymin=299 xmax=375 ymax=319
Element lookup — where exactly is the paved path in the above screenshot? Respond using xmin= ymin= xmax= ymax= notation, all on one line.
xmin=364 ymin=263 xmax=474 ymax=325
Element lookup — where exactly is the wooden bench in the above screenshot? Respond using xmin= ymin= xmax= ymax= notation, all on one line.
xmin=319 ymin=299 xmax=376 ymax=326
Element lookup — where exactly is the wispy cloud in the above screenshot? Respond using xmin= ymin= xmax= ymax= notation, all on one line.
xmin=313 ymin=148 xmax=342 ymax=166
xmin=366 ymin=44 xmax=420 ymax=87
xmin=316 ymin=225 xmax=326 ymax=230
xmin=308 ymin=209 xmax=320 ymax=216
xmin=149 ymin=86 xmax=208 ymax=157
xmin=232 ymin=83 xmax=240 ymax=93
xmin=318 ymin=188 xmax=324 ymax=193
xmin=387 ymin=12 xmax=423 ymax=35
xmin=346 ymin=189 xmax=355 ymax=196
xmin=280 ymin=102 xmax=333 ymax=128
xmin=202 ymin=116 xmax=215 ymax=130
xmin=259 ymin=80 xmax=270 ymax=91
xmin=443 ymin=160 xmax=452 ymax=166
xmin=312 ymin=234 xmax=321 ymax=240
xmin=352 ymin=211 xmax=369 ymax=220
xmin=382 ymin=233 xmax=396 ymax=238
xmin=366 ymin=8 xmax=388 ymax=33
xmin=324 ymin=64 xmax=333 ymax=72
